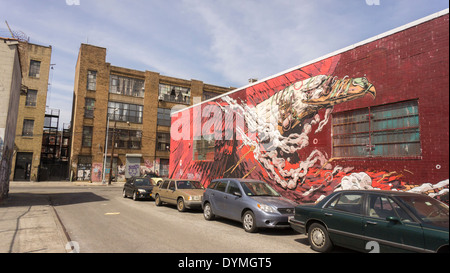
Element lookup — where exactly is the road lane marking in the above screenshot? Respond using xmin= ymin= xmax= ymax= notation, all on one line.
xmin=104 ymin=212 xmax=120 ymax=215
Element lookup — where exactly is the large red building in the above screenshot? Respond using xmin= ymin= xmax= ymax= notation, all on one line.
xmin=169 ymin=10 xmax=449 ymax=203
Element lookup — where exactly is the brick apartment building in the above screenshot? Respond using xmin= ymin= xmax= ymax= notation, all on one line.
xmin=10 ymin=41 xmax=52 ymax=182
xmin=70 ymin=44 xmax=233 ymax=182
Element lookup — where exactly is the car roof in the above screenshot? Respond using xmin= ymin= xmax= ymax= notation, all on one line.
xmin=162 ymin=178 xmax=200 ymax=182
xmin=211 ymin=178 xmax=264 ymax=183
xmin=332 ymin=189 xmax=432 ymax=198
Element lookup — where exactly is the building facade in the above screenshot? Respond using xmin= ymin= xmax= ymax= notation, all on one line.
xmin=9 ymin=42 xmax=52 ymax=182
xmin=70 ymin=44 xmax=233 ymax=182
xmin=169 ymin=10 xmax=449 ymax=203
xmin=0 ymin=37 xmax=22 ymax=200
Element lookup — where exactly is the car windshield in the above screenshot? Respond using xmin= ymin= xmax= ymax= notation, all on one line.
xmin=240 ymin=181 xmax=280 ymax=197
xmin=177 ymin=180 xmax=204 ymax=189
xmin=134 ymin=178 xmax=152 ymax=186
xmin=396 ymin=195 xmax=449 ymax=228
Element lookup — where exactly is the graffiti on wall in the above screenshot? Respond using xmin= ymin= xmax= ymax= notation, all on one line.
xmin=169 ymin=55 xmax=449 ymax=204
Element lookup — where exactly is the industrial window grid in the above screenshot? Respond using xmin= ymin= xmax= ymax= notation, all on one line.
xmin=157 ymin=108 xmax=171 ymax=126
xmin=157 ymin=132 xmax=170 ymax=151
xmin=158 ymin=83 xmax=191 ymax=104
xmin=108 ymin=129 xmax=142 ymax=150
xmin=108 ymin=101 xmax=143 ymax=124
xmin=109 ymin=74 xmax=145 ymax=97
xmin=332 ymin=100 xmax=421 ymax=158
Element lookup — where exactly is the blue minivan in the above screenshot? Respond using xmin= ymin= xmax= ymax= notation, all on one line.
xmin=202 ymin=178 xmax=298 ymax=232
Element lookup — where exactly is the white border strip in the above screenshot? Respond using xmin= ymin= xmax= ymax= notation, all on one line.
xmin=172 ymin=8 xmax=449 ymax=116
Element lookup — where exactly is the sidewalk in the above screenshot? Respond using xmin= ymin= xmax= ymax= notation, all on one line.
xmin=0 ymin=181 xmax=124 ymax=253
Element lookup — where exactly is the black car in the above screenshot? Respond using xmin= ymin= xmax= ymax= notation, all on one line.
xmin=289 ymin=190 xmax=449 ymax=253
xmin=122 ymin=177 xmax=156 ymax=201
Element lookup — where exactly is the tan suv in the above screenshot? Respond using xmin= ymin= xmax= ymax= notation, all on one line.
xmin=153 ymin=179 xmax=205 ymax=212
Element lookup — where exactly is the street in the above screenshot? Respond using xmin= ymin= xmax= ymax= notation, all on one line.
xmin=8 ymin=183 xmax=316 ymax=253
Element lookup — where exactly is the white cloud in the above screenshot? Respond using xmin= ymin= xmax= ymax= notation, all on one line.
xmin=1 ymin=0 xmax=448 ymax=126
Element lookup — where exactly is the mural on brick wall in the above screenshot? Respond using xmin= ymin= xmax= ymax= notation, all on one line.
xmin=170 ymin=55 xmax=449 ymax=204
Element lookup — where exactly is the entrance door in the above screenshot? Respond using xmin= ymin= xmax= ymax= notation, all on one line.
xmin=14 ymin=152 xmax=33 ymax=181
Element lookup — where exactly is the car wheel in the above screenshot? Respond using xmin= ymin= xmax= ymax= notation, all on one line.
xmin=308 ymin=223 xmax=332 ymax=253
xmin=203 ymin=202 xmax=215 ymax=220
xmin=132 ymin=191 xmax=138 ymax=201
xmin=122 ymin=189 xmax=128 ymax=198
xmin=155 ymin=194 xmax=162 ymax=206
xmin=242 ymin=211 xmax=258 ymax=233
xmin=177 ymin=198 xmax=186 ymax=212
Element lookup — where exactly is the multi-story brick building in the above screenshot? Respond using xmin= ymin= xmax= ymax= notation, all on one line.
xmin=70 ymin=44 xmax=233 ymax=182
xmin=10 ymin=41 xmax=52 ymax=182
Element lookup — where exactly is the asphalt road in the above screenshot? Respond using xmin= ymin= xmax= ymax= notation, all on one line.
xmin=10 ymin=183 xmax=316 ymax=253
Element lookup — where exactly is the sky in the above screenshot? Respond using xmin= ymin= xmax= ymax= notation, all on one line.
xmin=0 ymin=0 xmax=448 ymax=128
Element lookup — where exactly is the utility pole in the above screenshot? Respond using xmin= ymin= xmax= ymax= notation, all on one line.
xmin=108 ymin=120 xmax=117 ymax=185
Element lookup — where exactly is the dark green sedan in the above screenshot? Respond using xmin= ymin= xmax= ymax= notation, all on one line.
xmin=289 ymin=190 xmax=449 ymax=253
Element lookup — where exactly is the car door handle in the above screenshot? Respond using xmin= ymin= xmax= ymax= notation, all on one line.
xmin=366 ymin=221 xmax=378 ymax=225
xmin=324 ymin=213 xmax=333 ymax=216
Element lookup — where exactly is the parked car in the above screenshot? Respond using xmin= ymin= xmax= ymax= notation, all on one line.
xmin=289 ymin=190 xmax=449 ymax=253
xmin=151 ymin=177 xmax=163 ymax=187
xmin=202 ymin=178 xmax=298 ymax=233
xmin=153 ymin=179 xmax=205 ymax=212
xmin=122 ymin=177 xmax=156 ymax=201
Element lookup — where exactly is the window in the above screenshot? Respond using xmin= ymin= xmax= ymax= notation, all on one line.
xmin=207 ymin=181 xmax=218 ymax=189
xmin=227 ymin=181 xmax=241 ymax=195
xmin=159 ymin=83 xmax=190 ymax=104
xmin=325 ymin=193 xmax=363 ymax=214
xmin=29 ymin=60 xmax=41 ymax=78
xmin=108 ymin=101 xmax=143 ymax=123
xmin=84 ymin=98 xmax=95 ymax=118
xmin=82 ymin=126 xmax=93 ymax=147
xmin=332 ymin=100 xmax=421 ymax=158
xmin=25 ymin=89 xmax=37 ymax=106
xmin=108 ymin=129 xmax=142 ymax=149
xmin=22 ymin=119 xmax=34 ymax=136
xmin=368 ymin=195 xmax=414 ymax=222
xmin=193 ymin=134 xmax=215 ymax=161
xmin=87 ymin=70 xmax=97 ymax=91
xmin=368 ymin=195 xmax=397 ymax=219
xmin=109 ymin=74 xmax=145 ymax=97
xmin=215 ymin=181 xmax=228 ymax=192
xmin=157 ymin=133 xmax=170 ymax=151
xmin=161 ymin=180 xmax=170 ymax=189
xmin=157 ymin=108 xmax=171 ymax=126
xmin=203 ymin=91 xmax=219 ymax=101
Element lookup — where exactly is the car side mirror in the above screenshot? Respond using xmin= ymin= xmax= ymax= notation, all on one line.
xmin=386 ymin=216 xmax=402 ymax=224
xmin=233 ymin=191 xmax=242 ymax=197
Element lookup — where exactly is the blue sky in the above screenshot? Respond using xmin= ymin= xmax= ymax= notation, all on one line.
xmin=0 ymin=0 xmax=448 ymax=127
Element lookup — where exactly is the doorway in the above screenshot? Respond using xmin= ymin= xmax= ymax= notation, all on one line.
xmin=14 ymin=152 xmax=33 ymax=181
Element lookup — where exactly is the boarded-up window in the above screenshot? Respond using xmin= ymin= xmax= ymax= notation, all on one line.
xmin=332 ymin=100 xmax=421 ymax=158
